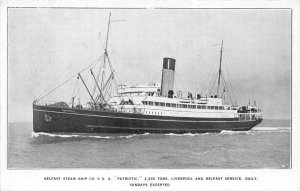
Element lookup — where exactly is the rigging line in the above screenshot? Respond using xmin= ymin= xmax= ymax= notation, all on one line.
xmin=91 ymin=69 xmax=106 ymax=104
xmin=200 ymin=68 xmax=214 ymax=94
xmin=46 ymin=51 xmax=97 ymax=95
xmin=103 ymin=81 xmax=112 ymax=98
xmin=105 ymin=49 xmax=116 ymax=76
xmin=98 ymin=32 xmax=105 ymax=50
xmin=83 ymin=66 xmax=94 ymax=103
xmin=149 ymin=70 xmax=161 ymax=83
xmin=48 ymin=53 xmax=101 ymax=99
xmin=108 ymin=22 xmax=114 ymax=54
xmin=91 ymin=56 xmax=105 ymax=97
xmin=36 ymin=54 xmax=104 ymax=101
xmin=91 ymin=58 xmax=102 ymax=95
xmin=104 ymin=17 xmax=126 ymax=94
xmin=208 ymin=44 xmax=222 ymax=46
xmin=196 ymin=41 xmax=207 ymax=93
xmin=96 ymin=72 xmax=114 ymax=102
xmin=175 ymin=71 xmax=188 ymax=94
xmin=221 ymin=74 xmax=231 ymax=104
xmin=105 ymin=59 xmax=118 ymax=94
xmin=103 ymin=79 xmax=112 ymax=100
xmin=207 ymin=74 xmax=216 ymax=96
xmin=105 ymin=24 xmax=122 ymax=92
xmin=101 ymin=14 xmax=113 ymax=92
xmin=208 ymin=72 xmax=219 ymax=96
xmin=105 ymin=52 xmax=119 ymax=94
xmin=91 ymin=68 xmax=99 ymax=97
xmin=223 ymin=52 xmax=235 ymax=102
xmin=221 ymin=74 xmax=233 ymax=105
xmin=204 ymin=71 xmax=217 ymax=95
xmin=97 ymin=74 xmax=112 ymax=101
xmin=101 ymin=14 xmax=113 ymax=90
xmin=200 ymin=57 xmax=218 ymax=94
xmin=70 ymin=80 xmax=78 ymax=107
xmin=111 ymin=20 xmax=127 ymax=23
xmin=71 ymin=77 xmax=79 ymax=97
xmin=78 ymin=73 xmax=96 ymax=105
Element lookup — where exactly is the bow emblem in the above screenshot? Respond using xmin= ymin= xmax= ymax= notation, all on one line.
xmin=44 ymin=114 xmax=52 ymax=122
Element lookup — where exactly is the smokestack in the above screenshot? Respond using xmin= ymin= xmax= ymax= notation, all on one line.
xmin=160 ymin=57 xmax=176 ymax=97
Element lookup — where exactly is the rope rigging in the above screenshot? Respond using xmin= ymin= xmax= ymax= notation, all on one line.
xmin=208 ymin=72 xmax=219 ymax=97
xmin=36 ymin=12 xmax=119 ymax=108
xmin=221 ymin=74 xmax=233 ymax=105
xmin=36 ymin=54 xmax=104 ymax=101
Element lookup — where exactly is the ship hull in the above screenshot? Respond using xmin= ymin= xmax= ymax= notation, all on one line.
xmin=33 ymin=104 xmax=262 ymax=134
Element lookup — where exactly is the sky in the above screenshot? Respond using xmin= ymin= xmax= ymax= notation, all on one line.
xmin=7 ymin=8 xmax=291 ymax=122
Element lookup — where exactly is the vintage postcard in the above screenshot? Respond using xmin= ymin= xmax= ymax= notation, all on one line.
xmin=1 ymin=0 xmax=299 ymax=190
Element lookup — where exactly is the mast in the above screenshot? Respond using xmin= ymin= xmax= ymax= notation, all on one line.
xmin=105 ymin=12 xmax=111 ymax=53
xmin=78 ymin=73 xmax=96 ymax=105
xmin=216 ymin=40 xmax=223 ymax=98
xmin=90 ymin=69 xmax=106 ymax=104
xmin=100 ymin=12 xmax=111 ymax=100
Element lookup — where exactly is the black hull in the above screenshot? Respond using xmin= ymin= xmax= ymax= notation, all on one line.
xmin=33 ymin=104 xmax=262 ymax=134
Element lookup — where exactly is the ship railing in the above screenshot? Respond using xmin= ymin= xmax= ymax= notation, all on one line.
xmin=33 ymin=100 xmax=92 ymax=109
xmin=33 ymin=101 xmax=69 ymax=107
xmin=115 ymin=106 xmax=145 ymax=114
xmin=237 ymin=113 xmax=262 ymax=121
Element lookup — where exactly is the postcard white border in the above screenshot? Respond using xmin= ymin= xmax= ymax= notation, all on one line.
xmin=1 ymin=0 xmax=300 ymax=190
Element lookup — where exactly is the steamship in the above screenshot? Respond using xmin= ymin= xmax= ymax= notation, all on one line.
xmin=32 ymin=13 xmax=262 ymax=134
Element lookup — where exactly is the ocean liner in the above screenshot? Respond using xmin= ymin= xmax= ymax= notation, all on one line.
xmin=33 ymin=13 xmax=262 ymax=134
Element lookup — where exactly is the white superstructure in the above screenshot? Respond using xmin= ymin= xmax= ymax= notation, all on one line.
xmin=107 ymin=83 xmax=262 ymax=120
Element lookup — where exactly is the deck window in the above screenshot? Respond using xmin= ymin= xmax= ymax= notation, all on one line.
xmin=202 ymin=105 xmax=206 ymax=109
xmin=214 ymin=106 xmax=218 ymax=110
xmin=197 ymin=105 xmax=201 ymax=109
xmin=208 ymin=106 xmax=213 ymax=109
xmin=155 ymin=102 xmax=159 ymax=106
xmin=192 ymin=105 xmax=196 ymax=109
xmin=171 ymin=103 xmax=176 ymax=108
xmin=160 ymin=102 xmax=165 ymax=107
xmin=183 ymin=104 xmax=187 ymax=108
xmin=149 ymin=101 xmax=153 ymax=106
xmin=166 ymin=103 xmax=171 ymax=107
xmin=188 ymin=105 xmax=191 ymax=108
xmin=120 ymin=99 xmax=134 ymax=105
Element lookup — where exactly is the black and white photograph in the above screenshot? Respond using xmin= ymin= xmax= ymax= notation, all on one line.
xmin=1 ymin=1 xmax=299 ymax=191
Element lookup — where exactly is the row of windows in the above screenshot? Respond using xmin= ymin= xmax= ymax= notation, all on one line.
xmin=142 ymin=101 xmax=225 ymax=110
xmin=144 ymin=110 xmax=230 ymax=118
xmin=145 ymin=111 xmax=162 ymax=115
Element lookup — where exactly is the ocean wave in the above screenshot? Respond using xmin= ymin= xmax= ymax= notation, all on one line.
xmin=252 ymin=126 xmax=291 ymax=133
xmin=31 ymin=132 xmax=149 ymax=140
xmin=166 ymin=133 xmax=195 ymax=137
xmin=31 ymin=126 xmax=290 ymax=141
xmin=217 ymin=126 xmax=291 ymax=136
xmin=165 ymin=133 xmax=211 ymax=137
xmin=219 ymin=130 xmax=255 ymax=136
xmin=253 ymin=127 xmax=278 ymax=131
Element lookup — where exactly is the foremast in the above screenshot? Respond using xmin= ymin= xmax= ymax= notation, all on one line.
xmin=34 ymin=13 xmax=117 ymax=110
xmin=91 ymin=12 xmax=116 ymax=108
xmin=216 ymin=40 xmax=223 ymax=98
xmin=101 ymin=12 xmax=111 ymax=96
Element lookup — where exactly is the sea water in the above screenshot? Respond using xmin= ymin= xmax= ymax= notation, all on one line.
xmin=7 ymin=119 xmax=291 ymax=169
